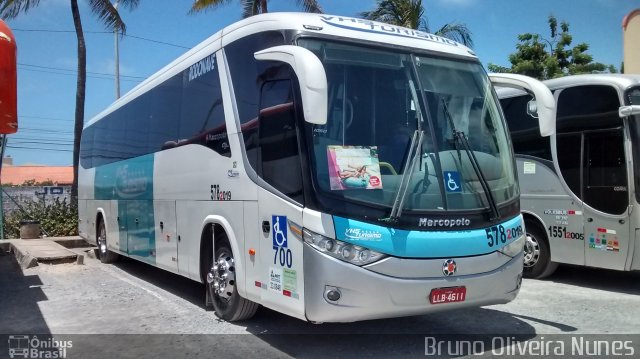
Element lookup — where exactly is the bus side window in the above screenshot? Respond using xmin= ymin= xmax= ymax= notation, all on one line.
xmin=257 ymin=79 xmax=304 ymax=204
xmin=556 ymin=85 xmax=627 ymax=214
xmin=179 ymin=54 xmax=230 ymax=157
xmin=501 ymin=94 xmax=552 ymax=162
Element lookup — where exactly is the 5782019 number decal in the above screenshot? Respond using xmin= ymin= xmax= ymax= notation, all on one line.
xmin=486 ymin=224 xmax=523 ymax=247
xmin=273 ymin=246 xmax=293 ymax=268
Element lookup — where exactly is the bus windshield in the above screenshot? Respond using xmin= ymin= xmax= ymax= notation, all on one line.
xmin=299 ymin=38 xmax=517 ymax=213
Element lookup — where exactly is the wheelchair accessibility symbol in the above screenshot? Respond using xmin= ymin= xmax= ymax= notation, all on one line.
xmin=272 ymin=215 xmax=288 ymax=248
xmin=444 ymin=171 xmax=462 ymax=193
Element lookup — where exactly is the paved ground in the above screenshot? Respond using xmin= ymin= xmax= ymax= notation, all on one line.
xmin=0 ymin=248 xmax=639 ymax=358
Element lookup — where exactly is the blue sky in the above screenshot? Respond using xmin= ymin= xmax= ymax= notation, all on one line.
xmin=3 ymin=0 xmax=640 ymax=166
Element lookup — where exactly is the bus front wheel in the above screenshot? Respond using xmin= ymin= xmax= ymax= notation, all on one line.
xmin=206 ymin=235 xmax=259 ymax=321
xmin=523 ymin=220 xmax=558 ymax=279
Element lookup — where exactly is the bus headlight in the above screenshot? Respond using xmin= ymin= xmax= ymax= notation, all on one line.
xmin=302 ymin=228 xmax=386 ymax=266
xmin=498 ymin=234 xmax=526 ymax=258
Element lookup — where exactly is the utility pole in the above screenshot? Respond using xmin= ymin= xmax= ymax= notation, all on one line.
xmin=114 ymin=0 xmax=121 ymax=99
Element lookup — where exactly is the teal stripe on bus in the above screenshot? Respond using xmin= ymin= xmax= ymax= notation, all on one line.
xmin=94 ymin=154 xmax=156 ymax=264
xmin=333 ymin=215 xmax=523 ymax=258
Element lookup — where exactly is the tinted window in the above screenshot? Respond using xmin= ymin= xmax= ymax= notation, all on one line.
xmin=555 ymin=85 xmax=627 ymax=214
xmin=124 ymin=92 xmax=152 ymax=159
xmin=80 ymin=52 xmax=230 ymax=169
xmin=258 ymin=80 xmax=303 ymax=203
xmin=556 ymin=133 xmax=582 ymax=198
xmin=179 ymin=54 xmax=230 ymax=156
xmin=225 ymin=31 xmax=285 ymax=125
xmin=149 ymin=75 xmax=181 ymax=152
xmin=584 ymin=129 xmax=627 ymax=214
xmin=80 ymin=126 xmax=94 ymax=168
xmin=501 ymin=94 xmax=551 ymax=161
xmin=557 ymin=85 xmax=621 ymax=133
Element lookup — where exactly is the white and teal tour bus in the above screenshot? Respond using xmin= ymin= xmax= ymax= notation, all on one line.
xmin=79 ymin=13 xmax=555 ymax=322
xmin=498 ymin=74 xmax=640 ymax=278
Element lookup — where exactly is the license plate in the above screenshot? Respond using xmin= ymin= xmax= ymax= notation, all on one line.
xmin=429 ymin=286 xmax=466 ymax=304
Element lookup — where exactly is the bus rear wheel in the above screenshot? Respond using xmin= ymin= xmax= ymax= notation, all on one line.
xmin=206 ymin=236 xmax=259 ymax=321
xmin=523 ymin=220 xmax=558 ymax=279
xmin=97 ymin=218 xmax=119 ymax=263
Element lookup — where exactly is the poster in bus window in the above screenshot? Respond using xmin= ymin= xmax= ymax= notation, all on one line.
xmin=327 ymin=146 xmax=383 ymax=190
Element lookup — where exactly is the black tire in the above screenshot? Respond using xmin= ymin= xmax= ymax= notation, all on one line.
xmin=206 ymin=235 xmax=259 ymax=321
xmin=523 ymin=219 xmax=558 ymax=279
xmin=97 ymin=218 xmax=119 ymax=264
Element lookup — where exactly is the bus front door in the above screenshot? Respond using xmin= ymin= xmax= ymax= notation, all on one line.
xmin=581 ymin=128 xmax=631 ymax=270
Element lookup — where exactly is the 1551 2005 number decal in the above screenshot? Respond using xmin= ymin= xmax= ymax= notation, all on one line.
xmin=486 ymin=224 xmax=523 ymax=247
xmin=548 ymin=226 xmax=584 ymax=240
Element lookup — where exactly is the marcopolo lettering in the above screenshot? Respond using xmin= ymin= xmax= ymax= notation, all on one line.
xmin=188 ymin=53 xmax=216 ymax=82
xmin=419 ymin=218 xmax=471 ymax=227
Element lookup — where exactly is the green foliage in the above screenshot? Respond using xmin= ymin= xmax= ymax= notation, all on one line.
xmin=189 ymin=0 xmax=322 ymax=18
xmin=3 ymin=198 xmax=78 ymax=238
xmin=20 ymin=179 xmax=55 ymax=186
xmin=488 ymin=15 xmax=616 ymax=80
xmin=360 ymin=0 xmax=473 ymax=47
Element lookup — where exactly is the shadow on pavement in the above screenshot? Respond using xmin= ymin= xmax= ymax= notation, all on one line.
xmin=91 ymin=256 xmax=584 ymax=358
xmin=242 ymin=307 xmax=543 ymax=357
xmin=112 ymin=256 xmax=206 ymax=308
xmin=546 ymin=264 xmax=640 ymax=295
xmin=0 ymin=251 xmax=50 ymax=335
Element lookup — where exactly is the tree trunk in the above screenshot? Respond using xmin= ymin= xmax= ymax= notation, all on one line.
xmin=260 ymin=0 xmax=267 ymax=13
xmin=70 ymin=0 xmax=86 ymax=211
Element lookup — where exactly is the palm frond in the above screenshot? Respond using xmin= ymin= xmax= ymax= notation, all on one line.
xmin=241 ymin=0 xmax=259 ymax=18
xmin=0 ymin=0 xmax=42 ymax=20
xmin=89 ymin=0 xmax=126 ymax=34
xmin=117 ymin=0 xmax=141 ymax=11
xmin=360 ymin=0 xmax=423 ymax=29
xmin=295 ymin=0 xmax=321 ymax=13
xmin=189 ymin=0 xmax=232 ymax=15
xmin=433 ymin=22 xmax=474 ymax=47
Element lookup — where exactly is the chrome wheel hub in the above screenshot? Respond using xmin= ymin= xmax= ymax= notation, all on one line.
xmin=523 ymin=233 xmax=541 ymax=267
xmin=98 ymin=225 xmax=107 ymax=255
xmin=209 ymin=253 xmax=236 ymax=302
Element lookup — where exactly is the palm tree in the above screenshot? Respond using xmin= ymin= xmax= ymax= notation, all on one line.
xmin=0 ymin=0 xmax=139 ymax=201
xmin=361 ymin=0 xmax=473 ymax=47
xmin=189 ymin=0 xmax=322 ymax=18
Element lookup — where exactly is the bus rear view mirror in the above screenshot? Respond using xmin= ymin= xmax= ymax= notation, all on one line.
xmin=255 ymin=45 xmax=328 ymax=125
xmin=489 ymin=73 xmax=556 ymax=137
xmin=619 ymin=105 xmax=640 ymax=118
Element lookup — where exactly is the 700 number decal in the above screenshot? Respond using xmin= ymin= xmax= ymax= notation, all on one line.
xmin=486 ymin=224 xmax=523 ymax=247
xmin=273 ymin=246 xmax=293 ymax=268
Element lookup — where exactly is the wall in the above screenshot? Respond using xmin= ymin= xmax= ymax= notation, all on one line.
xmin=1 ymin=186 xmax=72 ymax=212
xmin=623 ymin=9 xmax=640 ymax=74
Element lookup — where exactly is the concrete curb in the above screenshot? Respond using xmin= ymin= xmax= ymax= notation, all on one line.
xmin=1 ymin=238 xmax=84 ymax=269
xmin=10 ymin=242 xmax=39 ymax=269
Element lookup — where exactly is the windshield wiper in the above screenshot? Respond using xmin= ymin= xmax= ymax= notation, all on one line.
xmin=380 ymin=130 xmax=424 ymax=223
xmin=441 ymin=99 xmax=501 ymax=221
xmin=379 ymin=70 xmax=425 ymax=224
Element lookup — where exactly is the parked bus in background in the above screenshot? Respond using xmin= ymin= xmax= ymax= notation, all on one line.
xmin=498 ymin=74 xmax=640 ymax=279
xmin=79 ymin=13 xmax=555 ymax=322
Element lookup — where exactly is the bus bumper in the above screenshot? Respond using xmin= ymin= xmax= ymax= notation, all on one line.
xmin=303 ymin=244 xmax=523 ymax=323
